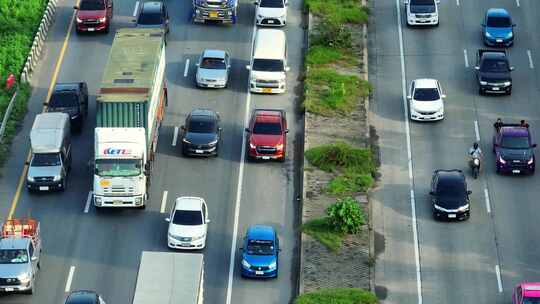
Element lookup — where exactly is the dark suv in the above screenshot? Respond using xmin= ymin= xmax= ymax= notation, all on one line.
xmin=475 ymin=49 xmax=514 ymax=95
xmin=181 ymin=109 xmax=221 ymax=157
xmin=430 ymin=170 xmax=471 ymax=221
xmin=493 ymin=122 xmax=536 ymax=174
xmin=47 ymin=82 xmax=88 ymax=132
xmin=135 ymin=1 xmax=170 ymax=41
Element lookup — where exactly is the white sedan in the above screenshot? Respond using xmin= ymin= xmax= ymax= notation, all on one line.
xmin=166 ymin=196 xmax=210 ymax=250
xmin=407 ymin=78 xmax=445 ymax=121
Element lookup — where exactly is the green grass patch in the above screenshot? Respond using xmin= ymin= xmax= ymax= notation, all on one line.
xmin=0 ymin=83 xmax=31 ymax=165
xmin=326 ymin=170 xmax=374 ymax=195
xmin=302 ymin=217 xmax=344 ymax=252
xmin=304 ymin=68 xmax=370 ymax=116
xmin=295 ymin=288 xmax=378 ymax=304
xmin=305 ymin=0 xmax=369 ymax=25
xmin=305 ymin=142 xmax=375 ymax=174
xmin=306 ymin=46 xmax=356 ymax=66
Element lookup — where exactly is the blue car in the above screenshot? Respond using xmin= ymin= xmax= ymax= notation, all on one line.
xmin=482 ymin=8 xmax=515 ymax=47
xmin=240 ymin=225 xmax=280 ymax=279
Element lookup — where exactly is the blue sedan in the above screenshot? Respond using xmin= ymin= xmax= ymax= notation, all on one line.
xmin=482 ymin=8 xmax=515 ymax=47
xmin=240 ymin=225 xmax=280 ymax=279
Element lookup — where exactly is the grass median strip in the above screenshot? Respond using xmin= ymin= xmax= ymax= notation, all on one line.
xmin=305 ymin=0 xmax=369 ymax=25
xmin=295 ymin=288 xmax=378 ymax=304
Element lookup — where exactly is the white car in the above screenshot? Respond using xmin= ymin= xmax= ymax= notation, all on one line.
xmin=405 ymin=0 xmax=439 ymax=26
xmin=166 ymin=196 xmax=210 ymax=250
xmin=255 ymin=0 xmax=287 ymax=27
xmin=407 ymin=78 xmax=445 ymax=121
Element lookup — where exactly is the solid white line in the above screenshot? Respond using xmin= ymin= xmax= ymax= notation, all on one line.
xmin=184 ymin=59 xmax=190 ymax=77
xmin=495 ymin=265 xmax=503 ymax=292
xmin=527 ymin=50 xmax=534 ymax=69
xmin=133 ymin=1 xmax=139 ymax=17
xmin=474 ymin=120 xmax=480 ymax=141
xmin=484 ymin=188 xmax=491 ymax=214
xmin=456 ymin=0 xmax=459 ymax=6
xmin=225 ymin=17 xmax=257 ymax=304
xmin=172 ymin=126 xmax=179 ymax=146
xmin=64 ymin=266 xmax=76 ymax=292
xmin=463 ymin=49 xmax=469 ymax=68
xmin=160 ymin=190 xmax=168 ymax=213
xmin=516 ymin=0 xmax=520 ymax=7
xmin=84 ymin=191 xmax=92 ymax=213
xmin=396 ymin=0 xmax=423 ymax=303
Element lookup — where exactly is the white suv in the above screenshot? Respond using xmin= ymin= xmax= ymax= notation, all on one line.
xmin=405 ymin=0 xmax=439 ymax=26
xmin=407 ymin=78 xmax=445 ymax=121
xmin=166 ymin=196 xmax=210 ymax=250
xmin=255 ymin=0 xmax=287 ymax=27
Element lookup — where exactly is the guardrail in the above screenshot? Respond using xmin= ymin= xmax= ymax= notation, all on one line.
xmin=0 ymin=90 xmax=18 ymax=143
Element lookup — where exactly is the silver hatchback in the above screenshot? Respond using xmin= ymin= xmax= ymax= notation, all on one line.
xmin=196 ymin=49 xmax=230 ymax=88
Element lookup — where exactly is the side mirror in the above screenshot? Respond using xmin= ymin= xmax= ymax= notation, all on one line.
xmin=510 ymin=66 xmax=515 ymax=71
xmin=285 ymin=66 xmax=291 ymax=72
xmin=285 ymin=129 xmax=289 ymax=133
xmin=246 ymin=65 xmax=251 ymax=70
xmin=467 ymin=190 xmax=472 ymax=195
xmin=245 ymin=128 xmax=250 ymax=133
xmin=406 ymin=95 xmax=412 ymax=100
xmin=206 ymin=219 xmax=211 ymax=223
xmin=532 ymin=143 xmax=537 ymax=148
xmin=218 ymin=127 xmax=223 ymax=131
xmin=73 ymin=5 xmax=79 ymax=9
xmin=165 ymin=218 xmax=170 ymax=222
xmin=31 ymin=256 xmax=38 ymax=261
xmin=474 ymin=66 xmax=480 ymax=70
xmin=429 ymin=191 xmax=435 ymax=195
xmin=441 ymin=94 xmax=447 ymax=99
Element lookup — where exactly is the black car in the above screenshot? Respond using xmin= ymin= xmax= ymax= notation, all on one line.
xmin=65 ymin=290 xmax=106 ymax=304
xmin=475 ymin=49 xmax=514 ymax=95
xmin=181 ymin=109 xmax=221 ymax=157
xmin=47 ymin=82 xmax=88 ymax=132
xmin=429 ymin=169 xmax=471 ymax=221
xmin=135 ymin=1 xmax=169 ymax=40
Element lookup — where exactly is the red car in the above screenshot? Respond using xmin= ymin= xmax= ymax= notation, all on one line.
xmin=513 ymin=282 xmax=540 ymax=304
xmin=245 ymin=109 xmax=288 ymax=161
xmin=74 ymin=0 xmax=113 ymax=34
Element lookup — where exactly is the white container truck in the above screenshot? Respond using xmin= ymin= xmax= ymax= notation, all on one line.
xmin=132 ymin=251 xmax=204 ymax=304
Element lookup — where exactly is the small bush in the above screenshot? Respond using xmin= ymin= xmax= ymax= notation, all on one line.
xmin=305 ymin=142 xmax=375 ymax=174
xmin=295 ymin=288 xmax=378 ymax=304
xmin=305 ymin=0 xmax=369 ymax=25
xmin=327 ymin=197 xmax=365 ymax=234
xmin=326 ymin=171 xmax=373 ymax=195
xmin=311 ymin=22 xmax=353 ymax=49
xmin=302 ymin=217 xmax=344 ymax=252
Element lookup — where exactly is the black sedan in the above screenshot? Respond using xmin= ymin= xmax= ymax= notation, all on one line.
xmin=429 ymin=169 xmax=471 ymax=221
xmin=181 ymin=109 xmax=221 ymax=157
xmin=64 ymin=290 xmax=106 ymax=304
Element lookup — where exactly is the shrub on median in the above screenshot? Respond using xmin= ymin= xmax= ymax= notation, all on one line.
xmin=327 ymin=196 xmax=365 ymax=234
xmin=305 ymin=0 xmax=369 ymax=25
xmin=305 ymin=142 xmax=375 ymax=174
xmin=295 ymin=288 xmax=378 ymax=304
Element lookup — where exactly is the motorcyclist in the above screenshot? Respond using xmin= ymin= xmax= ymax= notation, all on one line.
xmin=469 ymin=142 xmax=483 ymax=168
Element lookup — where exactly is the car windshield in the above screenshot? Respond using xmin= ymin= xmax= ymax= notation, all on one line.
xmin=253 ymin=122 xmax=282 ymax=135
xmin=247 ymin=239 xmax=274 ymax=255
xmin=188 ymin=118 xmax=216 ymax=133
xmin=200 ymin=57 xmax=226 ymax=69
xmin=173 ymin=210 xmax=203 ymax=225
xmin=481 ymin=59 xmax=509 ymax=72
xmin=410 ymin=0 xmax=435 ymax=13
xmin=95 ymin=159 xmax=142 ymax=177
xmin=501 ymin=136 xmax=530 ymax=149
xmin=0 ymin=249 xmax=29 ymax=264
xmin=524 ymin=297 xmax=540 ymax=304
xmin=138 ymin=11 xmax=162 ymax=25
xmin=487 ymin=16 xmax=511 ymax=27
xmin=260 ymin=0 xmax=284 ymax=8
xmin=80 ymin=0 xmax=105 ymax=10
xmin=437 ymin=180 xmax=466 ymax=198
xmin=31 ymin=153 xmax=61 ymax=167
xmin=413 ymin=88 xmax=440 ymax=101
xmin=49 ymin=92 xmax=78 ymax=108
xmin=252 ymin=59 xmax=284 ymax=72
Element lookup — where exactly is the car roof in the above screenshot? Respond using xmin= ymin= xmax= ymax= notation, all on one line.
xmin=487 ymin=8 xmax=510 ymax=18
xmin=65 ymin=290 xmax=98 ymax=304
xmin=435 ymin=170 xmax=465 ymax=184
xmin=247 ymin=225 xmax=275 ymax=241
xmin=202 ymin=49 xmax=226 ymax=59
xmin=0 ymin=238 xmax=30 ymax=250
xmin=141 ymin=1 xmax=163 ymax=12
xmin=254 ymin=110 xmax=283 ymax=123
xmin=501 ymin=126 xmax=529 ymax=137
xmin=254 ymin=29 xmax=286 ymax=60
xmin=190 ymin=108 xmax=217 ymax=118
xmin=520 ymin=283 xmax=540 ymax=297
xmin=175 ymin=196 xmax=205 ymax=211
xmin=413 ymin=78 xmax=438 ymax=89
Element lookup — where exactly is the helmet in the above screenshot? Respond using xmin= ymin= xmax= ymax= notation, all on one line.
xmin=473 ymin=142 xmax=479 ymax=149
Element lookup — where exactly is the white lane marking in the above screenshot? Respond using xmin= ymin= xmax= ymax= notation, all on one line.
xmin=516 ymin=0 xmax=520 ymax=7
xmin=172 ymin=126 xmax=179 ymax=146
xmin=84 ymin=191 xmax=93 ymax=213
xmin=463 ymin=49 xmax=469 ymax=68
xmin=527 ymin=50 xmax=534 ymax=69
xmin=396 ymin=0 xmax=423 ymax=303
xmin=184 ymin=59 xmax=190 ymax=77
xmin=64 ymin=266 xmax=76 ymax=292
xmin=225 ymin=16 xmax=257 ymax=304
xmin=474 ymin=120 xmax=480 ymax=141
xmin=456 ymin=0 xmax=459 ymax=6
xmin=484 ymin=188 xmax=491 ymax=214
xmin=133 ymin=1 xmax=139 ymax=17
xmin=160 ymin=190 xmax=168 ymax=213
xmin=495 ymin=265 xmax=503 ymax=292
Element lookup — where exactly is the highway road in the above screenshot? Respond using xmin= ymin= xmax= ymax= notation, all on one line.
xmin=0 ymin=0 xmax=304 ymax=303
xmin=372 ymin=0 xmax=540 ymax=303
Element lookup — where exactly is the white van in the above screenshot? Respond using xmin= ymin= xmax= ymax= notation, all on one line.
xmin=247 ymin=29 xmax=289 ymax=94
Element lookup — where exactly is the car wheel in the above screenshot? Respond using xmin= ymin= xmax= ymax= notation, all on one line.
xmin=496 ymin=166 xmax=500 ymax=174
xmin=478 ymin=87 xmax=484 ymax=95
xmin=60 ymin=179 xmax=66 ymax=192
xmin=104 ymin=23 xmax=110 ymax=34
xmin=507 ymin=88 xmax=512 ymax=96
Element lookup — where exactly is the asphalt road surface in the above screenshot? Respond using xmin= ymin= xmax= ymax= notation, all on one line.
xmin=372 ymin=0 xmax=540 ymax=303
xmin=0 ymin=0 xmax=304 ymax=303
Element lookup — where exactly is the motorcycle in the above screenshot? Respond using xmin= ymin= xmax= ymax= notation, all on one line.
xmin=470 ymin=156 xmax=481 ymax=179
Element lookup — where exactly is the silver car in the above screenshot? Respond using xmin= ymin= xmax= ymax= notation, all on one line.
xmin=0 ymin=238 xmax=41 ymax=294
xmin=196 ymin=49 xmax=231 ymax=88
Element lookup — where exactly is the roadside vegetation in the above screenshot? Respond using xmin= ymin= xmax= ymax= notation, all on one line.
xmin=295 ymin=288 xmax=378 ymax=304
xmin=0 ymin=0 xmax=47 ymax=165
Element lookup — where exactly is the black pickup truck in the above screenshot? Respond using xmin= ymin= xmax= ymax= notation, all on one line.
xmin=475 ymin=49 xmax=514 ymax=95
xmin=47 ymin=82 xmax=88 ymax=131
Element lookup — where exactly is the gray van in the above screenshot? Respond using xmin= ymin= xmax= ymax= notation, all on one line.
xmin=26 ymin=113 xmax=71 ymax=192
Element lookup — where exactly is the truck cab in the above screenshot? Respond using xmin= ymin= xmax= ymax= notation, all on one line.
xmin=193 ymin=0 xmax=237 ymax=24
xmin=493 ymin=123 xmax=536 ymax=174
xmin=475 ymin=49 xmax=514 ymax=95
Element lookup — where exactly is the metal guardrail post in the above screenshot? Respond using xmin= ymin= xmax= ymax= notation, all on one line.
xmin=0 ymin=89 xmax=19 ymax=143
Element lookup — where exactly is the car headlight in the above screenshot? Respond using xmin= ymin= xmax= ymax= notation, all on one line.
xmin=208 ymin=140 xmax=218 ymax=146
xmin=99 ymin=17 xmax=106 ymax=22
xmin=276 ymin=144 xmax=284 ymax=150
xmin=457 ymin=204 xmax=470 ymax=212
xmin=485 ymin=31 xmax=492 ymax=38
xmin=27 ymin=176 xmax=35 ymax=182
xmin=195 ymin=9 xmax=200 ymax=14
xmin=168 ymin=232 xmax=183 ymax=241
xmin=528 ymin=157 xmax=534 ymax=165
xmin=135 ymin=197 xmax=143 ymax=205
xmin=507 ymin=31 xmax=513 ymax=38
xmin=94 ymin=196 xmax=102 ymax=204
xmin=242 ymin=259 xmax=251 ymax=268
xmin=18 ymin=273 xmax=31 ymax=283
xmin=499 ymin=156 xmax=506 ymax=164
xmin=192 ymin=234 xmax=206 ymax=241
xmin=503 ymin=81 xmax=511 ymax=86
xmin=268 ymin=261 xmax=277 ymax=269
xmin=53 ymin=175 xmax=61 ymax=182
xmin=76 ymin=17 xmax=83 ymax=23
xmin=479 ymin=81 xmax=488 ymax=85
xmin=182 ymin=138 xmax=191 ymax=144
xmin=433 ymin=204 xmax=445 ymax=211
xmin=257 ymin=14 xmax=264 ymax=19
xmin=250 ymin=143 xmax=256 ymax=149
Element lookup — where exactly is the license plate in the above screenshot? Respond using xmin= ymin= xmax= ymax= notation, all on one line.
xmin=262 ymin=156 xmax=270 ymax=160
xmin=255 ymin=270 xmax=264 ymax=275
xmin=195 ymin=149 xmax=204 ymax=154
xmin=496 ymin=39 xmax=503 ymax=42
xmin=4 ymin=287 xmax=13 ymax=292
xmin=87 ymin=28 xmax=95 ymax=31
xmin=512 ymin=169 xmax=521 ymax=174
xmin=207 ymin=84 xmax=214 ymax=88
xmin=113 ymin=200 xmax=123 ymax=205
xmin=262 ymin=88 xmax=272 ymax=93
xmin=39 ymin=186 xmax=49 ymax=191
xmin=448 ymin=214 xmax=456 ymax=218
xmin=492 ymin=87 xmax=500 ymax=91
xmin=209 ymin=12 xmax=218 ymax=18
xmin=180 ymin=242 xmax=191 ymax=247
xmin=268 ymin=20 xmax=274 ymax=23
